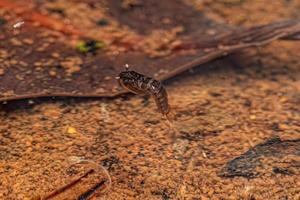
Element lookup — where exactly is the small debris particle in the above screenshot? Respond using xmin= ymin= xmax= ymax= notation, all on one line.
xmin=28 ymin=100 xmax=35 ymax=105
xmin=47 ymin=8 xmax=66 ymax=17
xmin=272 ymin=167 xmax=292 ymax=175
xmin=249 ymin=115 xmax=256 ymax=120
xmin=76 ymin=40 xmax=105 ymax=53
xmin=0 ymin=18 xmax=7 ymax=26
xmin=209 ymin=92 xmax=222 ymax=97
xmin=121 ymin=0 xmax=142 ymax=9
xmin=278 ymin=123 xmax=289 ymax=130
xmin=13 ymin=21 xmax=25 ymax=29
xmin=66 ymin=126 xmax=78 ymax=134
xmin=97 ymin=18 xmax=110 ymax=26
xmin=270 ymin=122 xmax=281 ymax=132
xmin=243 ymin=99 xmax=252 ymax=107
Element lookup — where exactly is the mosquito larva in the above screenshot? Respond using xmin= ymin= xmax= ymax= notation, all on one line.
xmin=117 ymin=65 xmax=170 ymax=117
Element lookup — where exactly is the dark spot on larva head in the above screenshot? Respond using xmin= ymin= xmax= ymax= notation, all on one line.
xmin=119 ymin=70 xmax=138 ymax=85
xmin=119 ymin=70 xmax=137 ymax=80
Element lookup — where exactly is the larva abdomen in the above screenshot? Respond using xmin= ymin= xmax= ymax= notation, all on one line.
xmin=153 ymin=87 xmax=170 ymax=116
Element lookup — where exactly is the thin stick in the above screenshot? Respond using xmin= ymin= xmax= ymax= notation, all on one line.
xmin=164 ymin=111 xmax=181 ymax=140
xmin=38 ymin=162 xmax=111 ymax=200
xmin=42 ymin=169 xmax=94 ymax=200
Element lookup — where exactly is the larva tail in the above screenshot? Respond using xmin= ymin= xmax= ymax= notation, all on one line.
xmin=165 ymin=110 xmax=176 ymax=122
xmin=164 ymin=110 xmax=180 ymax=140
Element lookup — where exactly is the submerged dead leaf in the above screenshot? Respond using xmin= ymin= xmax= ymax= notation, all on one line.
xmin=0 ymin=1 xmax=299 ymax=101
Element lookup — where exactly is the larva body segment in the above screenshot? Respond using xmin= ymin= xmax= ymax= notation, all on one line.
xmin=149 ymin=80 xmax=170 ymax=116
xmin=118 ymin=69 xmax=170 ymax=116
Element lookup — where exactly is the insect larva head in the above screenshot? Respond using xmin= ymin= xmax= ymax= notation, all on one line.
xmin=119 ymin=70 xmax=134 ymax=81
xmin=118 ymin=70 xmax=139 ymax=88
